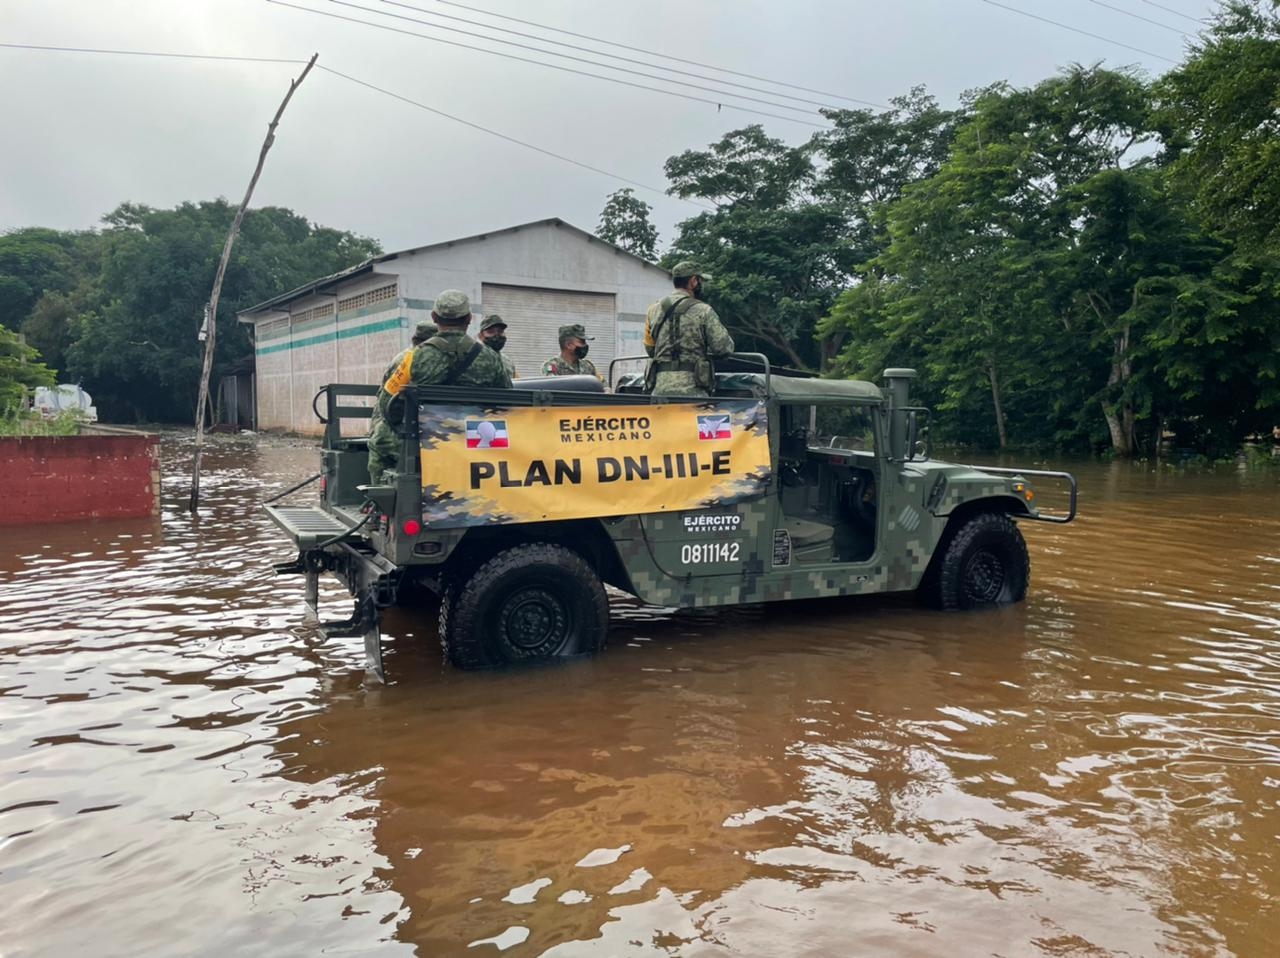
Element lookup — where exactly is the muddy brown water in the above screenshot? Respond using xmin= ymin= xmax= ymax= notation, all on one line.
xmin=2 ymin=434 xmax=1278 ymax=957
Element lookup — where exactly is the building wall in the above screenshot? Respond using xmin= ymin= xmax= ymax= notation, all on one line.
xmin=247 ymin=222 xmax=670 ymax=435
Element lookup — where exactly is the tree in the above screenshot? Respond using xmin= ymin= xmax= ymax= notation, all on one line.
xmin=66 ymin=201 xmax=380 ymax=422
xmin=1159 ymin=0 xmax=1280 ymax=264
xmin=663 ymin=126 xmax=845 ymax=371
xmin=0 ymin=324 xmax=55 ymax=416
xmin=824 ymin=67 xmax=1208 ymax=454
xmin=596 ymin=188 xmax=658 ymax=260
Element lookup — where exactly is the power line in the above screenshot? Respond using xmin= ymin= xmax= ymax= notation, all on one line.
xmin=0 ymin=41 xmax=308 ymax=64
xmin=314 ymin=65 xmax=715 ymax=210
xmin=325 ymin=0 xmax=819 ymax=117
xmin=377 ymin=0 xmax=859 ymax=113
xmin=0 ymin=40 xmax=713 ymax=212
xmin=1084 ymin=0 xmax=1188 ymax=35
xmin=267 ymin=0 xmax=819 ymax=126
xmin=975 ymin=0 xmax=1178 ymax=63
xmin=1139 ymin=0 xmax=1208 ymax=26
xmin=433 ymin=0 xmax=887 ymax=110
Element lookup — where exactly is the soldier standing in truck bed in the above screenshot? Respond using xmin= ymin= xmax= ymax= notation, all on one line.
xmin=478 ymin=314 xmax=518 ymax=380
xmin=644 ymin=260 xmax=734 ymax=397
xmin=365 ymin=319 xmax=436 ymax=482
xmin=367 ymin=290 xmax=511 ymax=482
xmin=541 ymin=324 xmax=603 ymax=380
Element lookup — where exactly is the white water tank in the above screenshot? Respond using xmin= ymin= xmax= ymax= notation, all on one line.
xmin=32 ymin=384 xmax=98 ymax=422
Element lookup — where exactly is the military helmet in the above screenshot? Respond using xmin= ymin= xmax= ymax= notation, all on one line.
xmin=479 ymin=314 xmax=507 ymax=332
xmin=671 ymin=260 xmax=713 ymax=281
xmin=558 ymin=323 xmax=593 ymax=345
xmin=432 ymin=289 xmax=471 ymax=321
xmin=413 ymin=320 xmax=438 ymax=341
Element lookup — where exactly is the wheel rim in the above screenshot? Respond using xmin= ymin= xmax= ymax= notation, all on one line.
xmin=961 ymin=549 xmax=1006 ymax=604
xmin=499 ymin=586 xmax=569 ymax=654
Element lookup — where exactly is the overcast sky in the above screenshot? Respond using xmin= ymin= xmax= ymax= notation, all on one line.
xmin=1 ymin=0 xmax=1216 ymax=255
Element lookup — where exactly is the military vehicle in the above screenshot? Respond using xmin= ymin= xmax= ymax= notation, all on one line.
xmin=265 ymin=359 xmax=1076 ymax=680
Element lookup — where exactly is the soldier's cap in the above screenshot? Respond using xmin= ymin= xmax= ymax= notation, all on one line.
xmin=431 ymin=289 xmax=471 ymax=321
xmin=558 ymin=323 xmax=593 ymax=344
xmin=413 ymin=320 xmax=438 ymax=339
xmin=479 ymin=314 xmax=507 ymax=332
xmin=671 ymin=260 xmax=713 ymax=281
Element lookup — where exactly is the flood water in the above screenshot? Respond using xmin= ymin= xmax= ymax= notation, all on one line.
xmin=2 ymin=434 xmax=1278 ymax=957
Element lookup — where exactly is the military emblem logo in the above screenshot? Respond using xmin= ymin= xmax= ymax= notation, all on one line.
xmin=696 ymin=414 xmax=731 ymax=440
xmin=466 ymin=419 xmax=509 ymax=448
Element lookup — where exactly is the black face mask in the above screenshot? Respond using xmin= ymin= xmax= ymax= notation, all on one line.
xmin=574 ymin=344 xmax=590 ymax=360
xmin=486 ymin=334 xmax=506 ymax=352
xmin=693 ymin=279 xmax=708 ymax=299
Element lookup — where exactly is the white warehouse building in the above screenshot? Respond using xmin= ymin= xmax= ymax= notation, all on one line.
xmin=237 ymin=218 xmax=672 ymax=435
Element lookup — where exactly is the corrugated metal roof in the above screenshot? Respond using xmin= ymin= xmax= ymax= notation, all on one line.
xmin=237 ymin=217 xmax=667 ymax=320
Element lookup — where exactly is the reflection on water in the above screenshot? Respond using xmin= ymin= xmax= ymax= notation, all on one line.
xmin=1 ymin=435 xmax=1278 ymax=956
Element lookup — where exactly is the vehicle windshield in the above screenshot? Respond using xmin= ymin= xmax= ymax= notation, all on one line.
xmin=810 ymin=404 xmax=877 ymax=452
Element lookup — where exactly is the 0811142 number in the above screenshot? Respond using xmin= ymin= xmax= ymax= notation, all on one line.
xmin=681 ymin=542 xmax=741 ymax=565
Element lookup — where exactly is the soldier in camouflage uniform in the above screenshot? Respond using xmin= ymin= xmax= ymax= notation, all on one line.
xmin=644 ymin=260 xmax=734 ymax=397
xmin=367 ymin=290 xmax=511 ymax=481
xmin=478 ymin=314 xmax=518 ymax=380
xmin=541 ymin=323 xmax=603 ymax=380
xmin=366 ymin=320 xmax=437 ymax=482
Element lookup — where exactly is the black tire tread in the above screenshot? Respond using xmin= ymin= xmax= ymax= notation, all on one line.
xmin=439 ymin=543 xmax=609 ymax=670
xmin=924 ymin=511 xmax=1030 ymax=611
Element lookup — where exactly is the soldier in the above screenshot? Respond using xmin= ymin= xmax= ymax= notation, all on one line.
xmin=541 ymin=324 xmax=602 ymax=380
xmin=478 ymin=314 xmax=518 ymax=380
xmin=367 ymin=290 xmax=511 ymax=482
xmin=366 ymin=320 xmax=437 ymax=482
xmin=643 ymin=260 xmax=734 ymax=397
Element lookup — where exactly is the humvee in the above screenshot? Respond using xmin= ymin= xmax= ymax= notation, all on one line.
xmin=265 ymin=358 xmax=1075 ymax=680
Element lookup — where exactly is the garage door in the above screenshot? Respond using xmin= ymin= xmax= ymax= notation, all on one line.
xmin=480 ymin=284 xmax=617 ymax=382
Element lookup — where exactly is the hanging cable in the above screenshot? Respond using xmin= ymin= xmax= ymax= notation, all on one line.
xmin=315 ymin=65 xmax=716 ymax=210
xmin=1083 ymin=0 xmax=1189 ymax=35
xmin=266 ymin=0 xmax=826 ymax=126
xmin=377 ymin=0 xmax=881 ymax=112
xmin=975 ymin=0 xmax=1178 ymax=62
xmin=432 ymin=0 xmax=886 ymax=108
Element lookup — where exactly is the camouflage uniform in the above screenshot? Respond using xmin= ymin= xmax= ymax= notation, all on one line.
xmin=368 ymin=292 xmax=510 ymax=481
xmin=541 ymin=323 xmax=603 ymax=381
xmin=540 ymin=355 xmax=601 ymax=379
xmin=478 ymin=314 xmax=519 ymax=380
xmin=644 ymin=261 xmax=734 ymax=397
xmin=367 ymin=321 xmax=437 ymax=481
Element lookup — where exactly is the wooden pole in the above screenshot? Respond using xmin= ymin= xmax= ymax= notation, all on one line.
xmin=189 ymin=53 xmax=318 ymax=513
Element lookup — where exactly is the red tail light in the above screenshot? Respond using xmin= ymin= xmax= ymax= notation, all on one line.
xmin=401 ymin=518 xmax=422 ymax=536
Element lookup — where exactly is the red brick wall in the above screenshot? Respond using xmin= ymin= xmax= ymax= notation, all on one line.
xmin=0 ymin=434 xmax=160 ymax=525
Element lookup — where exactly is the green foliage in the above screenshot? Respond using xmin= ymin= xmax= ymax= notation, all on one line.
xmin=0 ymin=407 xmax=86 ymax=437
xmin=2 ymin=203 xmax=378 ymax=423
xmin=822 ymin=59 xmax=1280 ymax=457
xmin=0 ymin=323 xmax=56 ymax=417
xmin=1159 ymin=1 xmax=1280 ymax=263
xmin=596 ymin=188 xmax=659 ymax=260
xmin=58 ymin=201 xmax=379 ymax=422
xmin=663 ymin=126 xmax=844 ymax=371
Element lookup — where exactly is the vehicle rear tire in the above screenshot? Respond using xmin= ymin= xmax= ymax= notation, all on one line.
xmin=439 ymin=543 xmax=609 ymax=669
xmin=921 ymin=512 xmax=1029 ymax=611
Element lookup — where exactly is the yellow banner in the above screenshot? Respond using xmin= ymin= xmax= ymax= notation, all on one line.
xmin=418 ymin=401 xmax=771 ymax=527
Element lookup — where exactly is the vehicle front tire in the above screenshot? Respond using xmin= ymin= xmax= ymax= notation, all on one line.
xmin=439 ymin=543 xmax=609 ymax=669
xmin=922 ymin=512 xmax=1030 ymax=611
